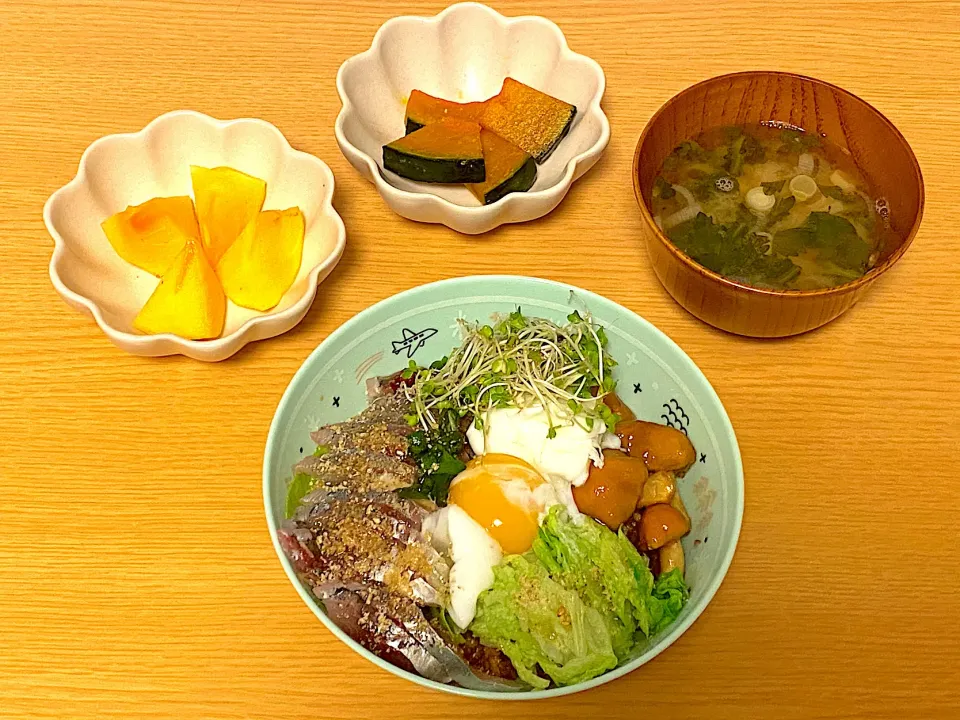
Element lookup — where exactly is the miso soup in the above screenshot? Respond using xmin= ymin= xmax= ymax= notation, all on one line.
xmin=651 ymin=123 xmax=889 ymax=290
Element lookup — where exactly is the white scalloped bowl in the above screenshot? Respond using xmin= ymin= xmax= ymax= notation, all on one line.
xmin=45 ymin=110 xmax=346 ymax=362
xmin=335 ymin=2 xmax=610 ymax=235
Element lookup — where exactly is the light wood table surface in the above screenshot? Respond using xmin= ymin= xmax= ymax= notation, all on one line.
xmin=3 ymin=1 xmax=960 ymax=718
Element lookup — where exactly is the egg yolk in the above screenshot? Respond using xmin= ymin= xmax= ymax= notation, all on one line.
xmin=448 ymin=453 xmax=546 ymax=555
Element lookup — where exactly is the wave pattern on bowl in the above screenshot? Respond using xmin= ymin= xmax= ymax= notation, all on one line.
xmin=45 ymin=110 xmax=346 ymax=361
xmin=335 ymin=2 xmax=610 ymax=234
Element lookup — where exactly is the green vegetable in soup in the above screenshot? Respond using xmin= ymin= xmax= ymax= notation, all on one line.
xmin=778 ymin=128 xmax=821 ymax=154
xmin=722 ymin=129 xmax=765 ymax=176
xmin=764 ymin=195 xmax=796 ymax=227
xmin=820 ymin=184 xmax=849 ymax=200
xmin=667 ymin=212 xmax=801 ymax=287
xmin=653 ymin=175 xmax=675 ymax=200
xmin=773 ymin=212 xmax=871 ymax=270
xmin=675 ymin=139 xmax=706 ymax=161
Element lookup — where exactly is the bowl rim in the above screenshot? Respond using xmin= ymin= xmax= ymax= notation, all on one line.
xmin=44 ymin=109 xmax=347 ymax=360
xmin=631 ymin=70 xmax=925 ymax=299
xmin=262 ymin=274 xmax=745 ymax=700
xmin=334 ymin=1 xmax=611 ymax=218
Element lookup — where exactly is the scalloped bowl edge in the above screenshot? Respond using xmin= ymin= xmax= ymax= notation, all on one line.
xmin=45 ymin=110 xmax=346 ymax=361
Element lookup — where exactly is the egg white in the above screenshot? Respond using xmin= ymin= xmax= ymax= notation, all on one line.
xmin=423 ymin=504 xmax=502 ymax=629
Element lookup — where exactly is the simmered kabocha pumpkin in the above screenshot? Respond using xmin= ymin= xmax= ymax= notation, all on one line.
xmin=190 ymin=165 xmax=266 ymax=264
xmin=382 ymin=118 xmax=485 ymax=183
xmin=467 ymin=130 xmax=537 ymax=205
xmin=404 ymin=89 xmax=488 ymax=134
xmin=480 ymin=78 xmax=577 ymax=164
xmin=133 ymin=239 xmax=226 ymax=340
xmin=216 ymin=207 xmax=305 ymax=312
xmin=101 ymin=196 xmax=199 ymax=276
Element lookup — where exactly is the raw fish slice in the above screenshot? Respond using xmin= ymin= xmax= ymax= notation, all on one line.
xmin=281 ymin=379 xmax=522 ymax=690
xmin=308 ymin=421 xmax=412 ymax=458
xmin=293 ymin=448 xmax=417 ymax=493
xmin=309 ymin=393 xmax=414 ymax=457
xmin=319 ymin=585 xmax=521 ymax=690
xmin=283 ymin=489 xmax=448 ymax=606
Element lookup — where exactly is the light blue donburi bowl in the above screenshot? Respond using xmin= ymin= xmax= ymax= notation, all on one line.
xmin=263 ymin=275 xmax=744 ymax=699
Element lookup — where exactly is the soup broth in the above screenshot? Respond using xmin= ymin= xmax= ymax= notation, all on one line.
xmin=651 ymin=123 xmax=888 ymax=290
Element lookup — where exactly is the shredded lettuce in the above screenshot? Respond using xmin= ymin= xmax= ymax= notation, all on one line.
xmin=470 ymin=555 xmax=617 ymax=689
xmin=469 ymin=507 xmax=689 ymax=688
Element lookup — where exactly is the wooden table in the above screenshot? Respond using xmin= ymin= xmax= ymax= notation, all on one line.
xmin=3 ymin=1 xmax=960 ymax=717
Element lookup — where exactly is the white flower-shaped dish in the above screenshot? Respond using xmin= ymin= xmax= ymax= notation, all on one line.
xmin=335 ymin=2 xmax=610 ymax=235
xmin=45 ymin=110 xmax=346 ymax=362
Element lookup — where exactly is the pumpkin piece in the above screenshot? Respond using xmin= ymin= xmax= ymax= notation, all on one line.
xmin=101 ymin=196 xmax=198 ymax=276
xmin=133 ymin=239 xmax=226 ymax=340
xmin=404 ymin=89 xmax=488 ymax=134
xmin=479 ymin=77 xmax=577 ymax=164
xmin=216 ymin=207 xmax=305 ymax=312
xmin=466 ymin=130 xmax=537 ymax=205
xmin=190 ymin=165 xmax=267 ymax=265
xmin=382 ymin=118 xmax=485 ymax=183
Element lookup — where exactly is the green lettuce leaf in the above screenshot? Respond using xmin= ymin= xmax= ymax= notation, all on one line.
xmin=470 ymin=555 xmax=618 ymax=689
xmin=284 ymin=446 xmax=330 ymax=517
xmin=533 ymin=506 xmax=656 ymax=657
xmin=649 ymin=568 xmax=690 ymax=634
xmin=284 ymin=472 xmax=316 ymax=517
xmin=470 ymin=509 xmax=690 ymax=688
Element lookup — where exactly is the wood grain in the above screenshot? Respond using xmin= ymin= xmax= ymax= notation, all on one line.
xmin=2 ymin=1 xmax=960 ymax=718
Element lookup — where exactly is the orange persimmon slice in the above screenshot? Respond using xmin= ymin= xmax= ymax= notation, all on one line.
xmin=101 ymin=196 xmax=199 ymax=276
xmin=133 ymin=239 xmax=226 ymax=340
xmin=216 ymin=207 xmax=305 ymax=312
xmin=190 ymin=166 xmax=266 ymax=264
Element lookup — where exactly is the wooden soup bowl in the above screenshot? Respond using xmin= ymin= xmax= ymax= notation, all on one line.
xmin=632 ymin=71 xmax=924 ymax=338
